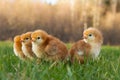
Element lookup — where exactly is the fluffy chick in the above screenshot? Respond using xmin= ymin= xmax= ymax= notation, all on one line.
xmin=31 ymin=30 xmax=68 ymax=61
xmin=69 ymin=28 xmax=103 ymax=63
xmin=13 ymin=35 xmax=26 ymax=60
xmin=21 ymin=32 xmax=35 ymax=60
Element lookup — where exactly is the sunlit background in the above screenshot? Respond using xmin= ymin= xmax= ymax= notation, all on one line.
xmin=41 ymin=0 xmax=58 ymax=5
xmin=0 ymin=0 xmax=120 ymax=45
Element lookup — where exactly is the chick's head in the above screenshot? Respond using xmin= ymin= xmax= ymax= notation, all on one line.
xmin=83 ymin=28 xmax=103 ymax=44
xmin=14 ymin=35 xmax=21 ymax=43
xmin=21 ymin=32 xmax=32 ymax=45
xmin=31 ymin=30 xmax=48 ymax=45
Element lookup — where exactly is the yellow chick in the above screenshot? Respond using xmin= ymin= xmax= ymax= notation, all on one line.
xmin=21 ymin=32 xmax=35 ymax=60
xmin=13 ymin=35 xmax=27 ymax=60
xmin=69 ymin=28 xmax=103 ymax=63
xmin=31 ymin=30 xmax=68 ymax=61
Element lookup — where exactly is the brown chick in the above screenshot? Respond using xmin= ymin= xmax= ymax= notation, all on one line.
xmin=69 ymin=28 xmax=103 ymax=64
xmin=13 ymin=35 xmax=27 ymax=60
xmin=21 ymin=32 xmax=35 ymax=60
xmin=31 ymin=30 xmax=68 ymax=62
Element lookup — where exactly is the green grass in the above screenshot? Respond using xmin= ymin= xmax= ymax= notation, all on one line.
xmin=0 ymin=41 xmax=120 ymax=80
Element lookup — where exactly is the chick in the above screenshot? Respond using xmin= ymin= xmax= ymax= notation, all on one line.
xmin=21 ymin=32 xmax=35 ymax=60
xmin=69 ymin=28 xmax=103 ymax=63
xmin=31 ymin=30 xmax=68 ymax=62
xmin=13 ymin=35 xmax=26 ymax=60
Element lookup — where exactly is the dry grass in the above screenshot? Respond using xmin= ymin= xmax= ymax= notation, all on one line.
xmin=0 ymin=0 xmax=120 ymax=45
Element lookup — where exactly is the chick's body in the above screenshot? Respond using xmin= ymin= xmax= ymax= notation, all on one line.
xmin=45 ymin=35 xmax=68 ymax=61
xmin=31 ymin=30 xmax=68 ymax=61
xmin=13 ymin=35 xmax=26 ymax=60
xmin=21 ymin=32 xmax=35 ymax=60
xmin=69 ymin=28 xmax=103 ymax=63
xmin=70 ymin=40 xmax=91 ymax=63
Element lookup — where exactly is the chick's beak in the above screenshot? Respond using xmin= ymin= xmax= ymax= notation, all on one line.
xmin=32 ymin=38 xmax=36 ymax=42
xmin=20 ymin=39 xmax=24 ymax=42
xmin=83 ymin=35 xmax=87 ymax=39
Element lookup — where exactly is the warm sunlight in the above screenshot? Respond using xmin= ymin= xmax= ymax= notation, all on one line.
xmin=7 ymin=0 xmax=58 ymax=5
xmin=41 ymin=0 xmax=58 ymax=5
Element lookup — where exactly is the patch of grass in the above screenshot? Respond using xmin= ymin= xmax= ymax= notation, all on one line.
xmin=0 ymin=41 xmax=120 ymax=80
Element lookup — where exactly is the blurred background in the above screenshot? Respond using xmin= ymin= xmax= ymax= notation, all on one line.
xmin=0 ymin=0 xmax=120 ymax=45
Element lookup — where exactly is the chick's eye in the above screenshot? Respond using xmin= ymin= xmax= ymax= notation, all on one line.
xmin=25 ymin=38 xmax=29 ymax=40
xmin=88 ymin=34 xmax=92 ymax=37
xmin=37 ymin=37 xmax=41 ymax=39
